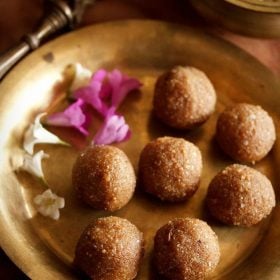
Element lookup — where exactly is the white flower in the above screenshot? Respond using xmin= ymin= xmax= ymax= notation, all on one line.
xmin=23 ymin=113 xmax=67 ymax=154
xmin=10 ymin=148 xmax=25 ymax=170
xmin=34 ymin=189 xmax=65 ymax=220
xmin=70 ymin=63 xmax=92 ymax=91
xmin=19 ymin=150 xmax=49 ymax=178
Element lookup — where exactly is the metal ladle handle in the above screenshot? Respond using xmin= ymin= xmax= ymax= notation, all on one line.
xmin=0 ymin=1 xmax=73 ymax=81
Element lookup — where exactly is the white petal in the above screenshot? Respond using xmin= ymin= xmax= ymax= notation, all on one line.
xmin=23 ymin=113 xmax=68 ymax=155
xmin=33 ymin=195 xmax=43 ymax=205
xmin=10 ymin=149 xmax=25 ymax=170
xmin=33 ymin=114 xmax=64 ymax=143
xmin=44 ymin=189 xmax=53 ymax=197
xmin=44 ymin=206 xmax=53 ymax=216
xmin=37 ymin=205 xmax=51 ymax=217
xmin=56 ymin=197 xmax=65 ymax=209
xmin=70 ymin=63 xmax=92 ymax=91
xmin=33 ymin=189 xmax=65 ymax=220
xmin=34 ymin=113 xmax=47 ymax=126
xmin=21 ymin=150 xmax=49 ymax=178
xmin=23 ymin=124 xmax=36 ymax=154
xmin=50 ymin=209 xmax=60 ymax=220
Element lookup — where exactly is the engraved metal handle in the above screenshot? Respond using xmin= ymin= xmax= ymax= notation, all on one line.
xmin=0 ymin=1 xmax=73 ymax=80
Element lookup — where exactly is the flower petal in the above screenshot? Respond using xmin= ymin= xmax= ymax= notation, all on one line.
xmin=91 ymin=69 xmax=107 ymax=83
xmin=99 ymin=83 xmax=111 ymax=99
xmin=91 ymin=69 xmax=111 ymax=98
xmin=34 ymin=189 xmax=65 ymax=220
xmin=115 ymin=122 xmax=131 ymax=142
xmin=72 ymin=68 xmax=141 ymax=117
xmin=45 ymin=99 xmax=89 ymax=136
xmin=55 ymin=197 xmax=65 ymax=208
xmin=20 ymin=150 xmax=49 ymax=178
xmin=108 ymin=69 xmax=142 ymax=109
xmin=93 ymin=111 xmax=131 ymax=145
xmin=74 ymin=83 xmax=109 ymax=116
xmin=50 ymin=209 xmax=60 ymax=220
xmin=23 ymin=113 xmax=68 ymax=155
xmin=34 ymin=195 xmax=43 ymax=205
xmin=70 ymin=63 xmax=92 ymax=91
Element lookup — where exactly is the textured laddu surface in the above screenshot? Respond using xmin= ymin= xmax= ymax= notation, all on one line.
xmin=153 ymin=66 xmax=216 ymax=129
xmin=74 ymin=216 xmax=144 ymax=280
xmin=206 ymin=164 xmax=276 ymax=226
xmin=72 ymin=145 xmax=136 ymax=211
xmin=216 ymin=103 xmax=276 ymax=163
xmin=154 ymin=217 xmax=220 ymax=280
xmin=139 ymin=136 xmax=202 ymax=202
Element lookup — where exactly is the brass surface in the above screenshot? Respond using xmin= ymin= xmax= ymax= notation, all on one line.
xmin=0 ymin=20 xmax=279 ymax=279
xmin=190 ymin=0 xmax=280 ymax=38
xmin=227 ymin=0 xmax=280 ymax=12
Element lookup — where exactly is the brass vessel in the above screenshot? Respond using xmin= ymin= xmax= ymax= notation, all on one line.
xmin=190 ymin=0 xmax=280 ymax=37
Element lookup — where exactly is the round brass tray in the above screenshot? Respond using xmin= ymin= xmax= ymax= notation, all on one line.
xmin=0 ymin=20 xmax=279 ymax=279
xmin=190 ymin=0 xmax=280 ymax=38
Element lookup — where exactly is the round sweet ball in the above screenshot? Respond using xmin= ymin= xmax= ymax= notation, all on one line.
xmin=154 ymin=218 xmax=220 ymax=280
xmin=153 ymin=66 xmax=216 ymax=129
xmin=74 ymin=216 xmax=144 ymax=280
xmin=139 ymin=137 xmax=202 ymax=202
xmin=206 ymin=164 xmax=275 ymax=227
xmin=216 ymin=103 xmax=276 ymax=163
xmin=72 ymin=145 xmax=136 ymax=211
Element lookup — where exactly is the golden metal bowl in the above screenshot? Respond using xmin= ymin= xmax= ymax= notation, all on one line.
xmin=0 ymin=20 xmax=279 ymax=279
xmin=190 ymin=0 xmax=280 ymax=38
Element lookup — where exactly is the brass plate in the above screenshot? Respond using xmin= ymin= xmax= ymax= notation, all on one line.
xmin=190 ymin=0 xmax=280 ymax=37
xmin=0 ymin=20 xmax=279 ymax=279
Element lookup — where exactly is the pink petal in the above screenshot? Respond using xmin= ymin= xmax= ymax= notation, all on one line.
xmin=93 ymin=111 xmax=131 ymax=145
xmin=91 ymin=69 xmax=107 ymax=83
xmin=91 ymin=69 xmax=112 ymax=99
xmin=108 ymin=69 xmax=123 ymax=91
xmin=113 ymin=78 xmax=142 ymax=108
xmin=99 ymin=83 xmax=112 ymax=99
xmin=114 ymin=122 xmax=131 ymax=142
xmin=72 ymin=68 xmax=141 ymax=118
xmin=46 ymin=99 xmax=89 ymax=136
xmin=108 ymin=69 xmax=142 ymax=109
xmin=74 ymin=82 xmax=109 ymax=116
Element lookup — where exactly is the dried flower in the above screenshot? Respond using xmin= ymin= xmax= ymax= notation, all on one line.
xmin=93 ymin=109 xmax=131 ymax=145
xmin=23 ymin=113 xmax=68 ymax=154
xmin=45 ymin=99 xmax=89 ymax=136
xmin=34 ymin=189 xmax=65 ymax=220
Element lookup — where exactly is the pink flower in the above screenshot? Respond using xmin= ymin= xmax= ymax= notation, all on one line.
xmin=73 ymin=69 xmax=109 ymax=116
xmin=72 ymin=69 xmax=141 ymax=116
xmin=108 ymin=69 xmax=142 ymax=111
xmin=45 ymin=67 xmax=140 ymax=146
xmin=93 ymin=109 xmax=131 ymax=145
xmin=45 ymin=99 xmax=89 ymax=136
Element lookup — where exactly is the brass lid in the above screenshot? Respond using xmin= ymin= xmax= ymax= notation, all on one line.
xmin=227 ymin=0 xmax=280 ymax=12
xmin=190 ymin=0 xmax=280 ymax=37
